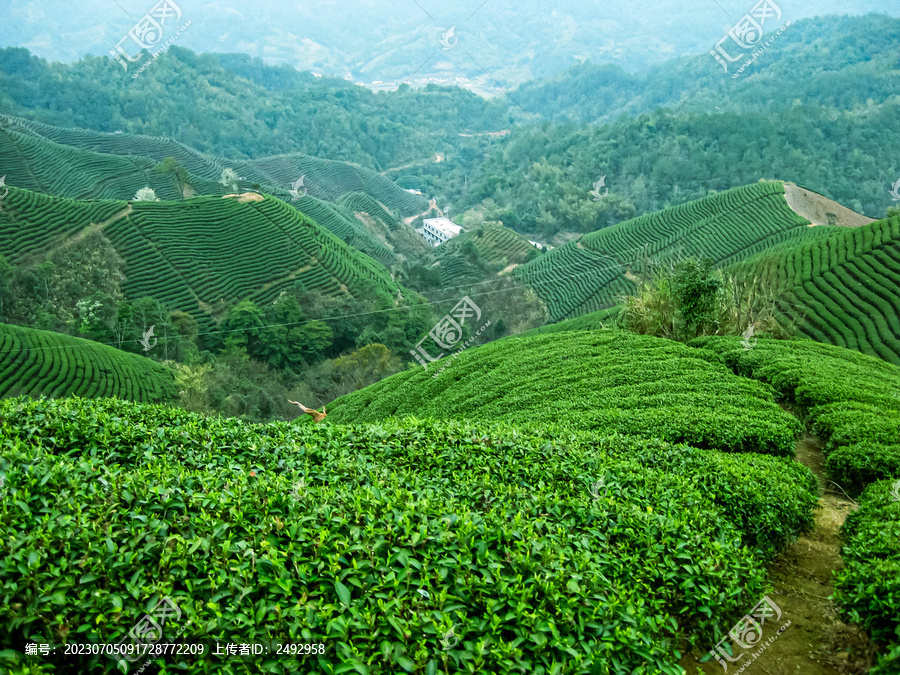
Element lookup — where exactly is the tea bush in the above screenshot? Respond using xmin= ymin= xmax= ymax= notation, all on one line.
xmin=832 ymin=479 xmax=900 ymax=674
xmin=0 ymin=322 xmax=177 ymax=403
xmin=330 ymin=331 xmax=800 ymax=455
xmin=688 ymin=335 xmax=900 ymax=667
xmin=689 ymin=335 xmax=900 ymax=492
xmin=0 ymin=396 xmax=817 ymax=674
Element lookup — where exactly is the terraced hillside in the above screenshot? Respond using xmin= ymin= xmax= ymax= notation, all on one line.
xmin=0 ymin=115 xmax=429 ymax=265
xmin=329 ymin=330 xmax=800 ymax=455
xmin=0 ymin=187 xmax=409 ymax=334
xmin=737 ymin=213 xmax=900 ymax=366
xmin=0 ymin=323 xmax=176 ymax=403
xmin=515 ymin=181 xmax=840 ymax=322
xmin=432 ymin=221 xmax=539 ymax=286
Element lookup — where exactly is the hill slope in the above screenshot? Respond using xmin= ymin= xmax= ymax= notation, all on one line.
xmin=0 ymin=391 xmax=817 ymax=673
xmin=514 ymin=180 xmax=841 ymax=322
xmin=0 ymin=323 xmax=176 ymax=403
xmin=508 ymin=15 xmax=900 ymax=123
xmin=0 ymin=115 xmax=430 ymax=266
xmin=0 ymin=187 xmax=409 ymax=334
xmin=739 ymin=212 xmax=900 ymax=366
xmin=329 ymin=329 xmax=799 ymax=455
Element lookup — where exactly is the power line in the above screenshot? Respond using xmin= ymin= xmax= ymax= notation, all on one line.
xmin=0 ymin=238 xmax=814 ymax=357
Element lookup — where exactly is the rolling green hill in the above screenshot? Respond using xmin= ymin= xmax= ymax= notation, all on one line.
xmin=0 ymin=115 xmax=430 ymax=266
xmin=514 ymin=180 xmax=836 ymax=322
xmin=329 ymin=329 xmax=800 ymax=455
xmin=0 ymin=323 xmax=176 ymax=403
xmin=0 ymin=187 xmax=410 ymax=335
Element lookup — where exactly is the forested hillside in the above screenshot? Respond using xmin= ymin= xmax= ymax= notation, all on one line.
xmin=0 ymin=46 xmax=509 ymax=171
xmin=507 ymin=15 xmax=900 ymax=123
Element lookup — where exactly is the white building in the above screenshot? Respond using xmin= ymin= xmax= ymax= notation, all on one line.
xmin=418 ymin=217 xmax=463 ymax=247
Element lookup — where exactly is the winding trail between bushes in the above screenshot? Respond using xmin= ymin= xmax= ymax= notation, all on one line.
xmin=680 ymin=433 xmax=870 ymax=674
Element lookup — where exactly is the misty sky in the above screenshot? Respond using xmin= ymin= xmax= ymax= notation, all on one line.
xmin=3 ymin=0 xmax=899 ymax=84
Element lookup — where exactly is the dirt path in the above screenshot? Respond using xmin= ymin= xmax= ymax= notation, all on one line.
xmin=402 ymin=199 xmax=438 ymax=227
xmin=680 ymin=434 xmax=870 ymax=674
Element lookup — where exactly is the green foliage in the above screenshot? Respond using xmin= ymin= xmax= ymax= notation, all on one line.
xmin=688 ymin=337 xmax=900 ymax=491
xmin=833 ymin=479 xmax=900 ymax=671
xmin=0 ymin=47 xmax=509 ymax=176
xmin=467 ymin=101 xmax=897 ymax=236
xmin=687 ymin=335 xmax=900 ymax=666
xmin=621 ymin=256 xmax=799 ymax=343
xmin=0 ymin=188 xmax=414 ymax=343
xmin=735 ymin=213 xmax=900 ymax=366
xmin=330 ymin=330 xmax=799 ymax=455
xmin=0 ymin=227 xmax=126 ymax=336
xmin=0 ymin=322 xmax=177 ymax=403
xmin=668 ymin=258 xmax=720 ymax=339
xmin=0 ymin=396 xmax=817 ymax=674
xmin=515 ymin=181 xmax=818 ymax=322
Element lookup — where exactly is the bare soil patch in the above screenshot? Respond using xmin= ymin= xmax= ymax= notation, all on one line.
xmin=783 ymin=183 xmax=875 ymax=228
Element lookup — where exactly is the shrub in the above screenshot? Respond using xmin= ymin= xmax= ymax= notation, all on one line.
xmin=0 ymin=396 xmax=818 ymax=674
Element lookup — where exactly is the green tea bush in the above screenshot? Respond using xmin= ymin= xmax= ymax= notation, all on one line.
xmin=331 ymin=331 xmax=800 ymax=455
xmin=0 ymin=322 xmax=176 ymax=404
xmin=0 ymin=396 xmax=817 ymax=675
xmin=833 ymin=479 xmax=900 ymax=673
xmin=689 ymin=335 xmax=900 ymax=491
xmin=824 ymin=443 xmax=900 ymax=496
xmin=688 ymin=336 xmax=900 ymax=667
xmin=737 ymin=213 xmax=900 ymax=366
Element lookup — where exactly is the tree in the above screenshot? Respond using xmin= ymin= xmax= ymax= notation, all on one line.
xmin=134 ymin=187 xmax=160 ymax=201
xmin=220 ymin=168 xmax=240 ymax=193
xmin=0 ymin=254 xmax=15 ymax=321
xmin=221 ymin=300 xmax=265 ymax=353
xmin=170 ymin=310 xmax=199 ymax=362
xmin=156 ymin=157 xmax=190 ymax=198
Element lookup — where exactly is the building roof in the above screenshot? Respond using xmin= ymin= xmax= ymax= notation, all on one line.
xmin=422 ymin=217 xmax=462 ymax=238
